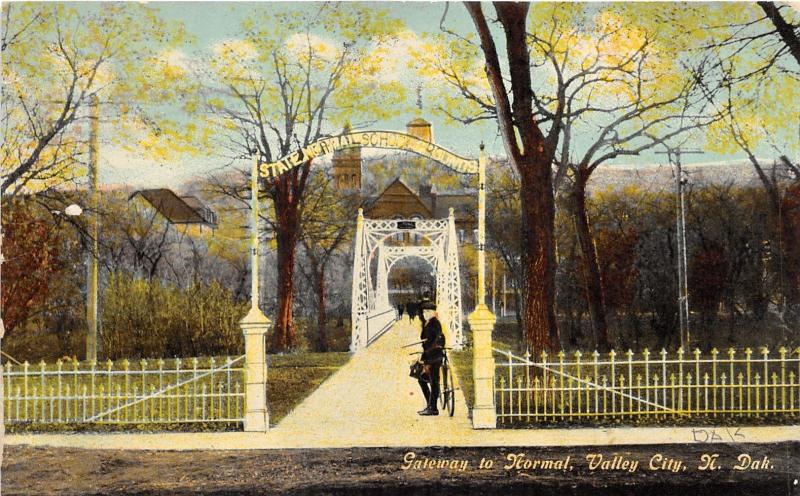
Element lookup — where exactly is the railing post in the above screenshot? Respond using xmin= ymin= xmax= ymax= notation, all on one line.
xmin=468 ymin=303 xmax=496 ymax=428
xmin=240 ymin=306 xmax=271 ymax=432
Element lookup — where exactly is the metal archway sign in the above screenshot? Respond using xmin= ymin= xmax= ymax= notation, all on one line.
xmin=259 ymin=131 xmax=479 ymax=179
xmin=247 ymin=128 xmax=490 ymax=359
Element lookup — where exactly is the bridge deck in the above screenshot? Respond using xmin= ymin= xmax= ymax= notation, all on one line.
xmin=273 ymin=316 xmax=474 ymax=445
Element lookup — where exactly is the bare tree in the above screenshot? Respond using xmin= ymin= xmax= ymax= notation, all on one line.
xmin=199 ymin=4 xmax=405 ymax=350
xmin=296 ymin=170 xmax=358 ymax=351
xmin=1 ymin=3 xmax=190 ymax=195
xmin=464 ymin=2 xmax=562 ymax=353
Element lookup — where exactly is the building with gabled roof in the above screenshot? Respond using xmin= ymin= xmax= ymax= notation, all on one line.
xmin=129 ymin=189 xmax=217 ymax=229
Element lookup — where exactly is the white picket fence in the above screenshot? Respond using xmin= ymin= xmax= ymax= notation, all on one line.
xmin=3 ymin=356 xmax=245 ymax=424
xmin=495 ymin=346 xmax=800 ymax=425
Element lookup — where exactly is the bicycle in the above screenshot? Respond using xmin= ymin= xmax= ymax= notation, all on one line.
xmin=408 ymin=348 xmax=456 ymax=417
xmin=438 ymin=348 xmax=456 ymax=417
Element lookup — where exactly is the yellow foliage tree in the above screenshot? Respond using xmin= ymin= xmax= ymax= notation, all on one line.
xmin=1 ymin=3 xmax=196 ymax=195
xmin=198 ymin=4 xmax=409 ymax=350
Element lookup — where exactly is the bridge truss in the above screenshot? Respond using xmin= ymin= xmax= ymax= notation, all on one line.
xmin=350 ymin=209 xmax=463 ymax=351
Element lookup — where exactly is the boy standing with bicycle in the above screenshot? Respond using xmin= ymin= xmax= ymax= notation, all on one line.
xmin=417 ymin=300 xmax=444 ymax=416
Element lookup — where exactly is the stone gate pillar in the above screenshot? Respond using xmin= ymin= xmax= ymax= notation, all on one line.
xmin=469 ymin=305 xmax=496 ymax=428
xmin=240 ymin=307 xmax=270 ymax=432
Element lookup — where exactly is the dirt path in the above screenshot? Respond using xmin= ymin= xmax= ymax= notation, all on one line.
xmin=3 ymin=442 xmax=798 ymax=495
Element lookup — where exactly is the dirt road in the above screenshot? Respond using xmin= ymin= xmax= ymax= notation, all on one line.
xmin=3 ymin=442 xmax=798 ymax=495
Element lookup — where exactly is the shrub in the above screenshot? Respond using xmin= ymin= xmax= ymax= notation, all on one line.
xmin=102 ymin=273 xmax=247 ymax=359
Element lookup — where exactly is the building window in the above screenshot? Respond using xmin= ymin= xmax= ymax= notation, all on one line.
xmin=458 ymin=229 xmax=465 ymax=243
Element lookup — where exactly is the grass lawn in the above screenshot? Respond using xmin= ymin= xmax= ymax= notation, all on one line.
xmin=267 ymin=352 xmax=350 ymax=426
xmin=450 ymin=349 xmax=473 ymax=414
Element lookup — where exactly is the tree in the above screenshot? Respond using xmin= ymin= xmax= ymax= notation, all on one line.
xmin=486 ymin=159 xmax=524 ymax=330
xmin=427 ymin=4 xmax=747 ymax=352
xmin=199 ymin=4 xmax=406 ymax=350
xmin=1 ymin=3 xmax=192 ymax=196
xmin=462 ymin=2 xmax=562 ymax=353
xmin=0 ymin=198 xmax=63 ymax=335
xmin=758 ymin=2 xmax=800 ymax=67
xmin=699 ymin=3 xmax=800 ymax=312
xmin=525 ymin=5 xmax=724 ymax=350
xmin=296 ymin=170 xmax=358 ymax=351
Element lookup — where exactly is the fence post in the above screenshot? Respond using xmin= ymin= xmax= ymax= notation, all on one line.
xmin=240 ymin=306 xmax=271 ymax=432
xmin=761 ymin=347 xmax=769 ymax=413
xmin=468 ymin=304 xmax=496 ymax=428
xmin=643 ymin=348 xmax=651 ymax=409
xmin=745 ymin=348 xmax=753 ymax=416
xmin=711 ymin=348 xmax=718 ymax=416
xmin=56 ymin=359 xmax=63 ymax=422
xmin=677 ymin=348 xmax=684 ymax=412
xmin=609 ymin=350 xmax=616 ymax=415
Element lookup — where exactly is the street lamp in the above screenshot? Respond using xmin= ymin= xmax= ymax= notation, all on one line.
xmin=64 ymin=204 xmax=83 ymax=217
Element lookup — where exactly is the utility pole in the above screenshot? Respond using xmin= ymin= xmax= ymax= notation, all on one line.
xmin=86 ymin=94 xmax=99 ymax=361
xmin=657 ymin=146 xmax=703 ymax=350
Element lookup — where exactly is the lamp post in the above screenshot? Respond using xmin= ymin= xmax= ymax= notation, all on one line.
xmin=37 ymin=94 xmax=100 ymax=360
xmin=239 ymin=157 xmax=270 ymax=432
xmin=86 ymin=94 xmax=100 ymax=361
xmin=468 ymin=141 xmax=497 ymax=428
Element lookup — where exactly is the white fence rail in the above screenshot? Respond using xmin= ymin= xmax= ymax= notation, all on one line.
xmin=366 ymin=308 xmax=397 ymax=346
xmin=495 ymin=346 xmax=800 ymax=425
xmin=3 ymin=356 xmax=245 ymax=424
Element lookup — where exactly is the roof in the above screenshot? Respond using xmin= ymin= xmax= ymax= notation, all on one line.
xmin=363 ymin=177 xmax=433 ymax=218
xmin=406 ymin=118 xmax=431 ymax=127
xmin=129 ymin=189 xmax=212 ymax=225
xmin=180 ymin=195 xmax=217 ymax=225
xmin=363 ymin=177 xmax=478 ymax=222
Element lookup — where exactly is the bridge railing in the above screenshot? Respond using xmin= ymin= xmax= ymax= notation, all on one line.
xmin=366 ymin=307 xmax=397 ymax=346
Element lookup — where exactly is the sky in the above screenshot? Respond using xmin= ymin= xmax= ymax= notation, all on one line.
xmin=59 ymin=1 xmax=798 ymax=189
xmin=100 ymin=1 xmax=498 ymax=188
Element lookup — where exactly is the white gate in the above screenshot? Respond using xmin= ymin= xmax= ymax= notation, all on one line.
xmin=350 ymin=208 xmax=463 ymax=351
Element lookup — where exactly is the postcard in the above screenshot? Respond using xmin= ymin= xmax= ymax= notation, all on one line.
xmin=1 ymin=1 xmax=798 ymax=494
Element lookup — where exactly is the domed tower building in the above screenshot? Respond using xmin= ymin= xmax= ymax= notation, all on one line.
xmin=406 ymin=117 xmax=433 ymax=142
xmin=331 ymin=123 xmax=362 ymax=191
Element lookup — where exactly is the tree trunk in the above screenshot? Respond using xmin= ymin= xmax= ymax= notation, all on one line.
xmin=572 ymin=172 xmax=611 ymax=351
xmin=316 ymin=267 xmax=328 ymax=352
xmin=466 ymin=2 xmax=561 ymax=355
xmin=757 ymin=2 xmax=800 ymax=67
xmin=271 ymin=200 xmax=300 ymax=351
xmin=519 ymin=159 xmax=561 ymax=353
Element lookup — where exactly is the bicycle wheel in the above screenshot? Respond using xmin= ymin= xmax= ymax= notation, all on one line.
xmin=439 ymin=364 xmax=449 ymax=411
xmin=445 ymin=364 xmax=455 ymax=417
